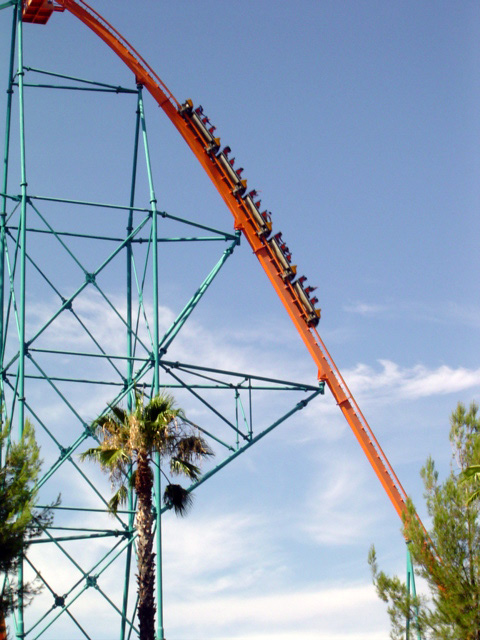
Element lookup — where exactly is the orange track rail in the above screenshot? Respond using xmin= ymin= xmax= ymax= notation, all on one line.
xmin=29 ymin=0 xmax=410 ymax=521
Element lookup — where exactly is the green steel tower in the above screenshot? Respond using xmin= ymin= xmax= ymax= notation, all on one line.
xmin=0 ymin=3 xmax=324 ymax=638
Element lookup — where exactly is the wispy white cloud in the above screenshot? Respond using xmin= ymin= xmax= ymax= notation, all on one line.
xmin=164 ymin=580 xmax=387 ymax=640
xmin=299 ymin=452 xmax=380 ymax=545
xmin=346 ymin=359 xmax=480 ymax=402
xmin=163 ymin=510 xmax=286 ymax=597
xmin=345 ymin=298 xmax=480 ymax=330
xmin=344 ymin=301 xmax=390 ymax=317
xmin=159 ymin=507 xmax=388 ymax=639
xmin=445 ymin=302 xmax=480 ymax=329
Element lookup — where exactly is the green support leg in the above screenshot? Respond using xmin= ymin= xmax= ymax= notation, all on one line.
xmin=406 ymin=543 xmax=422 ymax=640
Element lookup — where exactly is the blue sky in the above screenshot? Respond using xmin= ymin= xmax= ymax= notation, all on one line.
xmin=1 ymin=1 xmax=480 ymax=639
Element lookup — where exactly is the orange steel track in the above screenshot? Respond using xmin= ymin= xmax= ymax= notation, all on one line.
xmin=25 ymin=0 xmax=410 ymax=521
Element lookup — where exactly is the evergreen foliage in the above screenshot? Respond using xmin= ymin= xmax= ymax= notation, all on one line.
xmin=369 ymin=402 xmax=480 ymax=640
xmin=0 ymin=420 xmax=55 ymax=636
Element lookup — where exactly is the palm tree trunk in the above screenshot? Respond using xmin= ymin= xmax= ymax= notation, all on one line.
xmin=135 ymin=451 xmax=156 ymax=640
xmin=0 ymin=609 xmax=6 ymax=640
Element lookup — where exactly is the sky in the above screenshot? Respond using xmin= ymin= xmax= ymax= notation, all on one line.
xmin=1 ymin=1 xmax=480 ymax=639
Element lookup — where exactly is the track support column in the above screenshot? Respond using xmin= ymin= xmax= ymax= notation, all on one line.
xmin=138 ymin=86 xmax=165 ymax=640
xmin=406 ymin=543 xmax=422 ymax=640
xmin=120 ymin=86 xmax=143 ymax=640
xmin=15 ymin=4 xmax=27 ymax=638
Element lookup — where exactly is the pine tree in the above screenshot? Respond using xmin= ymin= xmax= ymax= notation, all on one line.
xmin=369 ymin=402 xmax=480 ymax=640
xmin=0 ymin=420 xmax=55 ymax=638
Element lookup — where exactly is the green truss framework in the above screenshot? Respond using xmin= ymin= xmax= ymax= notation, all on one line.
xmin=1 ymin=5 xmax=325 ymax=639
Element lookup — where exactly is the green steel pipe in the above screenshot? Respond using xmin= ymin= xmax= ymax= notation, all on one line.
xmin=406 ymin=544 xmax=422 ymax=640
xmin=16 ymin=8 xmax=27 ymax=635
xmin=95 ymin=584 xmax=139 ymax=637
xmin=29 ymin=531 xmax=129 ymax=544
xmin=19 ymin=83 xmax=135 ymax=93
xmin=249 ymin=380 xmax=253 ymax=438
xmin=182 ymin=417 xmax=235 ymax=452
xmin=138 ymin=85 xmax=165 ymax=640
xmin=7 ymin=221 xmax=233 ymax=243
xmin=188 ymin=390 xmax=323 ymax=494
xmin=28 ymin=347 xmax=143 ymax=361
xmin=62 ymin=609 xmax=93 ymax=640
xmin=29 ymin=527 xmax=131 ymax=624
xmin=8 ymin=225 xmax=139 ymax=243
xmin=17 ymin=193 xmax=155 ymax=212
xmin=138 ymin=92 xmax=159 ymax=388
xmin=235 ymin=390 xmax=240 ymax=447
xmin=0 ymin=0 xmax=17 ymax=464
xmin=3 ymin=214 xmax=151 ymax=358
xmin=120 ymin=86 xmax=142 ymax=640
xmin=30 ymin=532 xmax=133 ymax=621
xmin=45 ymin=525 xmax=131 ymax=533
xmin=92 ymin=283 xmax=151 ymax=354
xmin=36 ymin=505 xmax=136 ymax=515
xmin=30 ymin=584 xmax=90 ymax=640
xmin=155 ymin=208 xmax=237 ymax=238
xmin=9 ymin=225 xmax=134 ymax=384
xmin=35 ymin=523 xmax=86 ymax=579
xmin=23 ymin=65 xmax=139 ymax=90
xmin=161 ymin=365 xmax=249 ymax=438
xmin=160 ymin=358 xmax=320 ymax=390
xmin=126 ymin=593 xmax=139 ymax=640
xmin=16 ymin=0 xmax=26 ymax=428
xmin=28 ymin=534 xmax=140 ymax=638
xmin=158 ymin=233 xmax=240 ymax=355
xmin=236 ymin=393 xmax=251 ymax=439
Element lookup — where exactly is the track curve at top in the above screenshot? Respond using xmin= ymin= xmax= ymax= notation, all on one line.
xmin=25 ymin=0 xmax=412 ymax=522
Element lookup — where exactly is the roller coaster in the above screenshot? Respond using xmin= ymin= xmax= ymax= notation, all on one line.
xmin=27 ymin=0 xmax=411 ymax=517
xmin=0 ymin=1 xmax=425 ymax=638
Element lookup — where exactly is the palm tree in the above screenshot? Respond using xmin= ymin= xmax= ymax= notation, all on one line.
xmin=81 ymin=392 xmax=212 ymax=640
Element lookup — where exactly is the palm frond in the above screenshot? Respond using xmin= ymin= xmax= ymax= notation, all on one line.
xmin=92 ymin=415 xmax=122 ymax=438
xmin=80 ymin=447 xmax=129 ymax=472
xmin=163 ymin=484 xmax=193 ymax=516
xmin=145 ymin=393 xmax=183 ymax=425
xmin=100 ymin=448 xmax=130 ymax=466
xmin=108 ymin=485 xmax=129 ymax=514
xmin=79 ymin=447 xmax=105 ymax=463
xmin=170 ymin=456 xmax=200 ymax=481
xmin=175 ymin=435 xmax=213 ymax=461
xmin=109 ymin=405 xmax=128 ymax=424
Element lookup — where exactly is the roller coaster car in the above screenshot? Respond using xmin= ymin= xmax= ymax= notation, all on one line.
xmin=217 ymin=150 xmax=247 ymax=197
xmin=179 ymin=100 xmax=222 ymax=155
xmin=292 ymin=277 xmax=321 ymax=326
xmin=179 ymin=99 xmax=194 ymax=115
xmin=261 ymin=210 xmax=272 ymax=227
xmin=206 ymin=138 xmax=221 ymax=155
xmin=268 ymin=235 xmax=297 ymax=281
xmin=22 ymin=0 xmax=61 ymax=24
xmin=243 ymin=193 xmax=272 ymax=238
xmin=232 ymin=179 xmax=247 ymax=196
